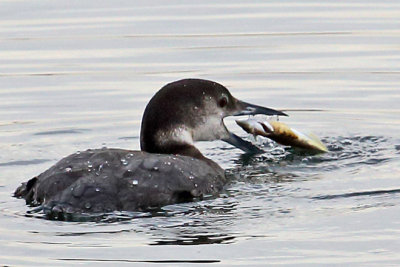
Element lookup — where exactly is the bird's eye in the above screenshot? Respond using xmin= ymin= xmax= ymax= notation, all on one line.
xmin=218 ymin=96 xmax=228 ymax=108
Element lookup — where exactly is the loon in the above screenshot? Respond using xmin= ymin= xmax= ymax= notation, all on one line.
xmin=14 ymin=79 xmax=286 ymax=216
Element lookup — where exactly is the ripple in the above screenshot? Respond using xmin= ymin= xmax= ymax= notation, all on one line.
xmin=57 ymin=258 xmax=220 ymax=264
xmin=0 ymin=158 xmax=50 ymax=166
xmin=34 ymin=128 xmax=89 ymax=135
xmin=236 ymin=135 xmax=395 ymax=175
xmin=312 ymin=188 xmax=400 ymax=200
xmin=150 ymin=233 xmax=235 ymax=246
xmin=396 ymin=144 xmax=400 ymax=152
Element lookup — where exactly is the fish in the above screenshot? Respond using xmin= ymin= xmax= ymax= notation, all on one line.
xmin=235 ymin=118 xmax=328 ymax=153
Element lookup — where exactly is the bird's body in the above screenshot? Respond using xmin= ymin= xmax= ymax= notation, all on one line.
xmin=15 ymin=79 xmax=285 ymax=217
xmin=15 ymin=148 xmax=225 ymax=215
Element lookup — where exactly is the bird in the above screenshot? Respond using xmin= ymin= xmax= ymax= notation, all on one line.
xmin=14 ymin=79 xmax=286 ymax=218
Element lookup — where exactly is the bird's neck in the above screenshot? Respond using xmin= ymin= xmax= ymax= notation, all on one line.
xmin=141 ymin=128 xmax=223 ymax=172
xmin=143 ymin=140 xmax=204 ymax=160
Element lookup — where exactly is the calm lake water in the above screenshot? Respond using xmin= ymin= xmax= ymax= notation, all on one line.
xmin=1 ymin=0 xmax=400 ymax=265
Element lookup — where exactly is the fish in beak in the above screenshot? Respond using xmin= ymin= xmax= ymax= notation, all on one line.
xmin=235 ymin=118 xmax=328 ymax=153
xmin=222 ymin=98 xmax=287 ymax=153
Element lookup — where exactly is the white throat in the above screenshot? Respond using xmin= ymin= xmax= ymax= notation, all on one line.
xmin=192 ymin=115 xmax=229 ymax=142
xmin=155 ymin=126 xmax=194 ymax=147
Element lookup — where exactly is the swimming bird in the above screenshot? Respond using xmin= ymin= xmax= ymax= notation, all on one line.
xmin=14 ymin=79 xmax=286 ymax=217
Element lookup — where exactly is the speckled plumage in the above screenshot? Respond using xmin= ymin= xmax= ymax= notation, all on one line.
xmin=15 ymin=148 xmax=225 ymax=215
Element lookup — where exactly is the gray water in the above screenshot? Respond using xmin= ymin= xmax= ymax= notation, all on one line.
xmin=1 ymin=0 xmax=400 ymax=265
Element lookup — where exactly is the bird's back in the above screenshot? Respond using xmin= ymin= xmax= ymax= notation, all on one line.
xmin=15 ymin=148 xmax=226 ymax=217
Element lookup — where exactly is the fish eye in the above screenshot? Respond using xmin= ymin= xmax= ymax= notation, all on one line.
xmin=218 ymin=96 xmax=228 ymax=108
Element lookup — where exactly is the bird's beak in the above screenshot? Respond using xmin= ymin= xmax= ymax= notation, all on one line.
xmin=222 ymin=99 xmax=287 ymax=153
xmin=222 ymin=131 xmax=264 ymax=154
xmin=233 ymin=99 xmax=287 ymax=117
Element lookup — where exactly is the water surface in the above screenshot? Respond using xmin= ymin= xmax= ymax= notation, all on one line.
xmin=1 ymin=0 xmax=400 ymax=265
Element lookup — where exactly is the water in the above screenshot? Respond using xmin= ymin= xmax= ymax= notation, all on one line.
xmin=1 ymin=0 xmax=400 ymax=265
